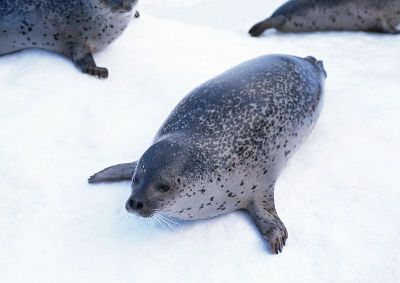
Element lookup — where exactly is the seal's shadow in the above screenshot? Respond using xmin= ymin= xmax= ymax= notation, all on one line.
xmin=94 ymin=183 xmax=278 ymax=254
xmin=148 ymin=210 xmax=275 ymax=254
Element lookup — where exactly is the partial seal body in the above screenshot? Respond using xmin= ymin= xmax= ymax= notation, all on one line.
xmin=249 ymin=0 xmax=400 ymax=37
xmin=0 ymin=0 xmax=139 ymax=78
xmin=89 ymin=54 xmax=327 ymax=254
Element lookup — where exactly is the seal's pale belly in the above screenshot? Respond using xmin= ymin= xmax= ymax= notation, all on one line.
xmin=184 ymin=107 xmax=323 ymax=220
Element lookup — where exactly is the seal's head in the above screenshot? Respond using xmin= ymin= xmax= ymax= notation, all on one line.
xmin=102 ymin=0 xmax=138 ymax=13
xmin=125 ymin=138 xmax=208 ymax=219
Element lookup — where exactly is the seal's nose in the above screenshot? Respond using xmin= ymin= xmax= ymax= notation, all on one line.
xmin=126 ymin=198 xmax=144 ymax=212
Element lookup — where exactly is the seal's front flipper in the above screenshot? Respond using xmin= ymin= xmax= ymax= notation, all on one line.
xmin=247 ymin=191 xmax=288 ymax=254
xmin=249 ymin=17 xmax=283 ymax=37
xmin=71 ymin=46 xmax=109 ymax=79
xmin=88 ymin=162 xmax=138 ymax=184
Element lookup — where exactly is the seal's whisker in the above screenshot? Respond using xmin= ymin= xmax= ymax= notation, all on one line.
xmin=107 ymin=11 xmax=114 ymax=27
xmin=145 ymin=217 xmax=153 ymax=226
xmin=156 ymin=214 xmax=174 ymax=231
xmin=106 ymin=14 xmax=112 ymax=29
xmin=157 ymin=213 xmax=173 ymax=231
xmin=94 ymin=9 xmax=109 ymax=18
xmin=154 ymin=215 xmax=167 ymax=231
xmin=155 ymin=214 xmax=170 ymax=231
xmin=101 ymin=12 xmax=113 ymax=30
xmin=158 ymin=214 xmax=181 ymax=226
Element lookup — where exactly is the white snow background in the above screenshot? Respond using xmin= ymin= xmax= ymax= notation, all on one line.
xmin=1 ymin=0 xmax=399 ymax=282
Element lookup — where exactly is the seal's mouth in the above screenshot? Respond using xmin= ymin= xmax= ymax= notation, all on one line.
xmin=135 ymin=209 xmax=155 ymax=218
xmin=127 ymin=207 xmax=155 ymax=218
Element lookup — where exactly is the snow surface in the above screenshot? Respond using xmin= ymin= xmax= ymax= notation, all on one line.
xmin=1 ymin=0 xmax=399 ymax=282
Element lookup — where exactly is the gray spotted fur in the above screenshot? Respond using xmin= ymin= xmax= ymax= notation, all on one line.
xmin=249 ymin=0 xmax=400 ymax=37
xmin=0 ymin=0 xmax=139 ymax=78
xmin=89 ymin=54 xmax=327 ymax=254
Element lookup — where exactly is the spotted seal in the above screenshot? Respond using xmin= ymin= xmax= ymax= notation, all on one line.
xmin=0 ymin=0 xmax=139 ymax=78
xmin=249 ymin=0 xmax=400 ymax=37
xmin=88 ymin=54 xmax=327 ymax=254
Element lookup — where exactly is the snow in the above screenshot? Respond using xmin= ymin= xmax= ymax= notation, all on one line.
xmin=1 ymin=0 xmax=399 ymax=282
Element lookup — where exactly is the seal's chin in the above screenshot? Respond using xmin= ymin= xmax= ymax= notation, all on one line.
xmin=137 ymin=210 xmax=155 ymax=218
xmin=128 ymin=208 xmax=155 ymax=218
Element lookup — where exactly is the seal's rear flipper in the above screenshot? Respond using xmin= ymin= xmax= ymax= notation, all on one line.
xmin=249 ymin=17 xmax=283 ymax=37
xmin=88 ymin=162 xmax=138 ymax=184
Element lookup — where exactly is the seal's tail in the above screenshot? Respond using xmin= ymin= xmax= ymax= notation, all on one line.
xmin=304 ymin=56 xmax=327 ymax=78
xmin=88 ymin=162 xmax=137 ymax=184
xmin=249 ymin=17 xmax=283 ymax=37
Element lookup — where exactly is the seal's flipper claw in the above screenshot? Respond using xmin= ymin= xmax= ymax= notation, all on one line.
xmin=268 ymin=229 xmax=286 ymax=254
xmin=86 ymin=66 xmax=108 ymax=79
xmin=88 ymin=162 xmax=138 ymax=184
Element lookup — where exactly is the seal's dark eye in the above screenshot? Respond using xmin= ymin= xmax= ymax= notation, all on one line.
xmin=158 ymin=184 xmax=170 ymax=192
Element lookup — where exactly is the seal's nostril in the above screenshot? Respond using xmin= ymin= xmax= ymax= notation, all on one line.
xmin=127 ymin=199 xmax=135 ymax=209
xmin=136 ymin=202 xmax=144 ymax=210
